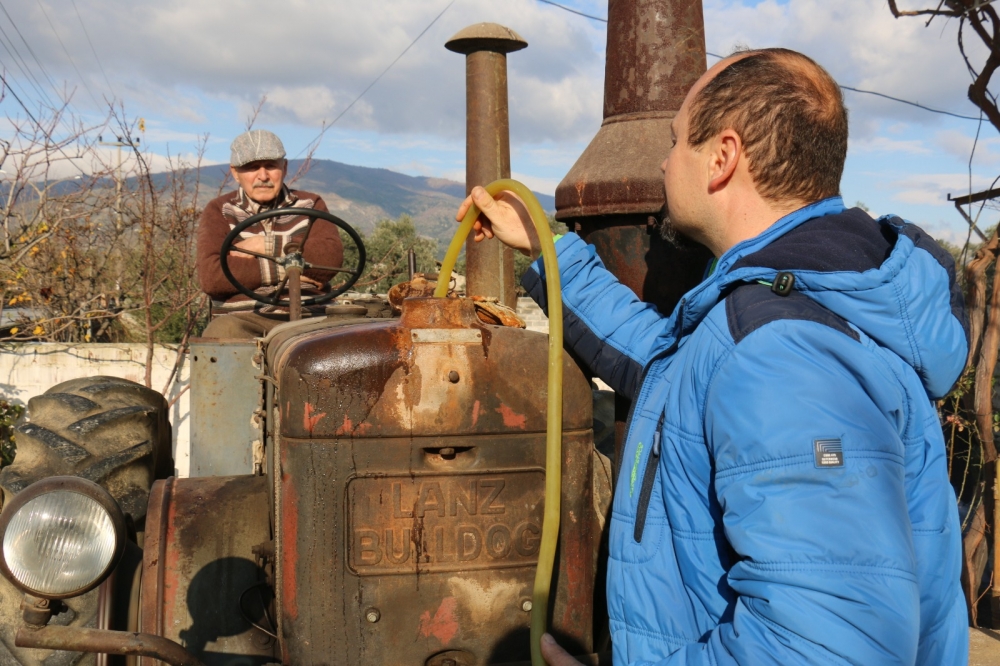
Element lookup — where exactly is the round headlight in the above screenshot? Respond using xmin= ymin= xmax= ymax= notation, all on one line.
xmin=0 ymin=477 xmax=126 ymax=599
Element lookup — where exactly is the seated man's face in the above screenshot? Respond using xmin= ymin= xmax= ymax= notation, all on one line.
xmin=231 ymin=159 xmax=287 ymax=203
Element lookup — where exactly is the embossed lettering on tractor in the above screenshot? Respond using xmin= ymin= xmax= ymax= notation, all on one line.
xmin=347 ymin=470 xmax=544 ymax=574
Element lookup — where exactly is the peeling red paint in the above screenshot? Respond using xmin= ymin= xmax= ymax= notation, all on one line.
xmin=471 ymin=399 xmax=481 ymax=426
xmin=334 ymin=413 xmax=373 ymax=437
xmin=495 ymin=403 xmax=527 ymax=430
xmin=418 ymin=596 xmax=459 ymax=645
xmin=303 ymin=402 xmax=326 ymax=435
xmin=281 ymin=446 xmax=300 ymax=625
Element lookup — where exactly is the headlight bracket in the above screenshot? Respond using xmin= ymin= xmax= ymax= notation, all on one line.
xmin=20 ymin=594 xmax=53 ymax=627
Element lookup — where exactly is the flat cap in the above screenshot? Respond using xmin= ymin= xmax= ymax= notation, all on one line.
xmin=230 ymin=129 xmax=286 ymax=167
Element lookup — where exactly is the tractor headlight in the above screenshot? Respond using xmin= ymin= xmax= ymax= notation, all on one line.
xmin=0 ymin=477 xmax=126 ymax=599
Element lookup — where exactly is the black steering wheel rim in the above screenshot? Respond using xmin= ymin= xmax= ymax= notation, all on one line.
xmin=219 ymin=207 xmax=366 ymax=307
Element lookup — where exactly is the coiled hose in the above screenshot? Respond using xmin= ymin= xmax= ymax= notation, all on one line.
xmin=435 ymin=179 xmax=562 ymax=666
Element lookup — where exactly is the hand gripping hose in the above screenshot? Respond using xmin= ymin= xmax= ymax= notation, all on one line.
xmin=436 ymin=179 xmax=562 ymax=666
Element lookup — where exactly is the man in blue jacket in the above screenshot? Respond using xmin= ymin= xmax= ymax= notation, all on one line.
xmin=459 ymin=48 xmax=969 ymax=665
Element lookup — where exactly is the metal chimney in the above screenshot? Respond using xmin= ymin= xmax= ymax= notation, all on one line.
xmin=555 ymin=0 xmax=711 ymax=313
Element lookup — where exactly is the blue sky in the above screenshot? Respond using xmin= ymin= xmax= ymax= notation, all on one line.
xmin=0 ymin=0 xmax=995 ymax=243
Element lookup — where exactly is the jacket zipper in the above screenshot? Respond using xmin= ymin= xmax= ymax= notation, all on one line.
xmin=633 ymin=413 xmax=664 ymax=543
xmin=614 ymin=302 xmax=683 ymax=482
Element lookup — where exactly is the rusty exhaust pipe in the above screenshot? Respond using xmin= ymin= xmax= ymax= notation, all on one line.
xmin=16 ymin=625 xmax=206 ymax=666
xmin=446 ymin=23 xmax=527 ymax=308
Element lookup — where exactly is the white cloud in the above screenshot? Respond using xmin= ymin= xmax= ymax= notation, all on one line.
xmin=850 ymin=136 xmax=932 ymax=155
xmin=704 ymin=0 xmax=982 ymax=127
xmin=4 ymin=0 xmax=604 ymax=145
xmin=889 ymin=172 xmax=995 ymax=206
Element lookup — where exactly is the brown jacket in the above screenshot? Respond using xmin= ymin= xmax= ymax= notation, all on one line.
xmin=197 ymin=187 xmax=344 ymax=313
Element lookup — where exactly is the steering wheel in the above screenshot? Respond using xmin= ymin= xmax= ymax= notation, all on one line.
xmin=219 ymin=207 xmax=366 ymax=320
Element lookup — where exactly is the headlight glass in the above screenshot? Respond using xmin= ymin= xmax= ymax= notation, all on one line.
xmin=2 ymin=490 xmax=117 ymax=596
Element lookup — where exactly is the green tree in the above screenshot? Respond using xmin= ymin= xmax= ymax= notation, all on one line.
xmin=341 ymin=215 xmax=438 ymax=294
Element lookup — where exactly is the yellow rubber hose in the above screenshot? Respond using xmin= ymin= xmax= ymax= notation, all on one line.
xmin=436 ymin=179 xmax=562 ymax=666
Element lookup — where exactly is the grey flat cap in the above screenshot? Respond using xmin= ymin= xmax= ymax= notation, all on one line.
xmin=230 ymin=129 xmax=286 ymax=167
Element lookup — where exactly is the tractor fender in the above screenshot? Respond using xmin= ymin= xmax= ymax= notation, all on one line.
xmin=139 ymin=475 xmax=273 ymax=666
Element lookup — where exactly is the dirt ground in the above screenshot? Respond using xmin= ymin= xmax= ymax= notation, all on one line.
xmin=970 ymin=628 xmax=1000 ymax=664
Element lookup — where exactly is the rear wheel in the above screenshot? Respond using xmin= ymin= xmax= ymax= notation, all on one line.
xmin=0 ymin=376 xmax=171 ymax=665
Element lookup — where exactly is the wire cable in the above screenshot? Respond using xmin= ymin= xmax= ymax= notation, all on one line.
xmin=537 ymin=0 xmax=984 ymax=122
xmin=69 ymin=0 xmax=116 ymax=99
xmin=0 ymin=34 xmax=57 ymax=108
xmin=33 ymin=0 xmax=102 ymax=107
xmin=294 ymin=0 xmax=456 ymax=158
xmin=0 ymin=0 xmax=62 ymax=102
xmin=0 ymin=78 xmax=87 ymax=175
xmin=537 ymin=0 xmax=607 ymax=22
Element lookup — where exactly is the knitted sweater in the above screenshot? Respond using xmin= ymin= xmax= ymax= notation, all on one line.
xmin=196 ymin=186 xmax=344 ymax=313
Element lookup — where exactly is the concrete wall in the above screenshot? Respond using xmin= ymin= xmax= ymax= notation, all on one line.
xmin=0 ymin=343 xmax=192 ymax=477
xmin=0 ymin=302 xmax=560 ymax=480
xmin=517 ymin=296 xmax=549 ymax=334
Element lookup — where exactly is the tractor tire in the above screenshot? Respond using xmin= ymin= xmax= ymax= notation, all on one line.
xmin=0 ymin=376 xmax=172 ymax=666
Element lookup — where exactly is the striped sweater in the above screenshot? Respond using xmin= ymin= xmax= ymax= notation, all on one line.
xmin=196 ymin=186 xmax=344 ymax=314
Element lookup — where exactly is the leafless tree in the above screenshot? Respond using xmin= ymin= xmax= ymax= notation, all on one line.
xmin=0 ymin=82 xmax=208 ymax=396
xmin=890 ymin=0 xmax=1000 ymax=626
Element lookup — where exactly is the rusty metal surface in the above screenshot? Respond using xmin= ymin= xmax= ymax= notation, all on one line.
xmin=274 ymin=298 xmax=592 ymax=439
xmin=189 ymin=341 xmax=261 ymax=477
xmin=140 ymin=475 xmax=272 ymax=666
xmin=446 ymin=24 xmax=526 ymax=308
xmin=271 ymin=296 xmax=596 ymax=664
xmin=576 ymin=218 xmax=710 ymax=312
xmin=15 ymin=626 xmax=205 ymax=666
xmin=555 ymin=0 xmax=706 ymax=219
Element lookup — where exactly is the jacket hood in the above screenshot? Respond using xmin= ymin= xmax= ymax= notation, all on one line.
xmin=676 ymin=197 xmax=968 ymax=399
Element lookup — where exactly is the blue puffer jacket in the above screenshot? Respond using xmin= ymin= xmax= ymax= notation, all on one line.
xmin=523 ymin=197 xmax=969 ymax=665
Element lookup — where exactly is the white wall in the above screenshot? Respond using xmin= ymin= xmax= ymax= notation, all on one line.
xmin=0 ymin=300 xmax=571 ymax=480
xmin=0 ymin=343 xmax=192 ymax=477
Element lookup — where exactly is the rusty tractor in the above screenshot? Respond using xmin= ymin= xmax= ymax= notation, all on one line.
xmin=0 ymin=2 xmax=711 ymax=663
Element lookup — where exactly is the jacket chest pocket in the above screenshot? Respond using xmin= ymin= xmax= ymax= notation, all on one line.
xmin=610 ymin=414 xmax=666 ymax=564
xmin=633 ymin=416 xmax=663 ymax=542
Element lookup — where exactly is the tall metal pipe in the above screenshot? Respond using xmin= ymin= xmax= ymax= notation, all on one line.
xmin=446 ymin=23 xmax=527 ymax=308
xmin=555 ymin=0 xmax=711 ymax=468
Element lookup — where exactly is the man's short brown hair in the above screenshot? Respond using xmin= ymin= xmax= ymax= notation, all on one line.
xmin=686 ymin=48 xmax=848 ymax=205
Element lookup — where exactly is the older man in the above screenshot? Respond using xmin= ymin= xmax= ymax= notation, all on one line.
xmin=197 ymin=129 xmax=343 ymax=338
xmin=462 ymin=49 xmax=968 ymax=665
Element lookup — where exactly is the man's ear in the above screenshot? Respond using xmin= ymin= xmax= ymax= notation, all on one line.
xmin=282 ymin=159 xmax=288 ymax=177
xmin=230 ymin=166 xmax=239 ymax=181
xmin=707 ymin=129 xmax=741 ymax=194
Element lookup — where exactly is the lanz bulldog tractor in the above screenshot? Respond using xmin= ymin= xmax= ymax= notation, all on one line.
xmin=0 ymin=198 xmax=607 ymax=666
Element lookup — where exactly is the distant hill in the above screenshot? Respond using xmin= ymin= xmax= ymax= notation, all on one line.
xmin=188 ymin=159 xmax=556 ymax=252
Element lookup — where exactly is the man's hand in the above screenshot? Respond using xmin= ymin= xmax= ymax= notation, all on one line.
xmin=232 ymin=236 xmax=267 ymax=259
xmin=541 ymin=633 xmax=584 ymax=666
xmin=456 ymin=186 xmax=544 ymax=258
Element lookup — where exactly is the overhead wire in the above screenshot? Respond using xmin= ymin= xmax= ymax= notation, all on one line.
xmin=536 ymin=0 xmax=985 ymax=123
xmin=0 ymin=0 xmax=62 ymax=103
xmin=69 ymin=0 xmax=116 ymax=100
xmin=33 ymin=0 xmax=102 ymax=108
xmin=294 ymin=0 xmax=456 ymax=158
xmin=1 ymin=80 xmax=87 ymax=175
xmin=0 ymin=31 xmax=57 ymax=109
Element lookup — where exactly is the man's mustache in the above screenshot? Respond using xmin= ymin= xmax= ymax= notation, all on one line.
xmin=253 ymin=181 xmax=274 ymax=188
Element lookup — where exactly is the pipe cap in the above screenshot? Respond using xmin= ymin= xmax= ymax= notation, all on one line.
xmin=445 ymin=23 xmax=527 ymax=55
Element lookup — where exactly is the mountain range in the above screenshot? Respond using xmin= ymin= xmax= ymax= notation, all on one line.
xmin=191 ymin=159 xmax=556 ymax=251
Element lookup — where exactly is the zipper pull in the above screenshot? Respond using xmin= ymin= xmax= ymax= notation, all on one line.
xmin=652 ymin=429 xmax=661 ymax=458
